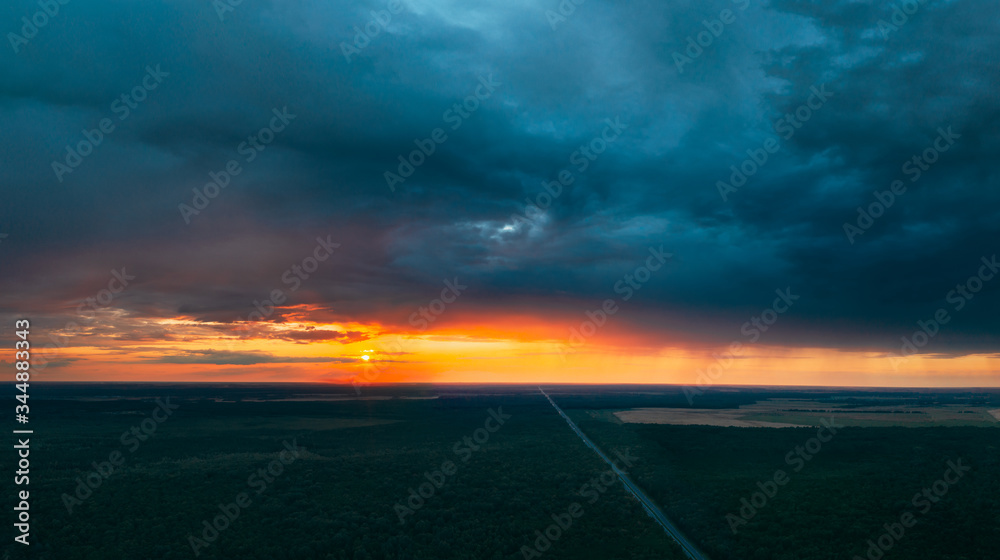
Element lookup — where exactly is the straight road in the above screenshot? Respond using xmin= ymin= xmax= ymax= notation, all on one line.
xmin=539 ymin=387 xmax=709 ymax=560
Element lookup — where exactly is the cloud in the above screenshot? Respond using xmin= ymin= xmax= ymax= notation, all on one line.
xmin=0 ymin=0 xmax=998 ymax=359
xmin=144 ymin=350 xmax=359 ymax=365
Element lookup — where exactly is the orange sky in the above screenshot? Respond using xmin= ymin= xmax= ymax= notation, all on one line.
xmin=26 ymin=305 xmax=1000 ymax=387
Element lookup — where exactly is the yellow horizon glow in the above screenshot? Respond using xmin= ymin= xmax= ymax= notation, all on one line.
xmin=29 ymin=316 xmax=1000 ymax=387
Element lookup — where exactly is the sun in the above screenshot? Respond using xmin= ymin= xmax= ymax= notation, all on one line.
xmin=361 ymin=355 xmax=370 ymax=361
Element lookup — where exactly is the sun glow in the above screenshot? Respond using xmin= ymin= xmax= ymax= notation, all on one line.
xmin=29 ymin=309 xmax=1000 ymax=387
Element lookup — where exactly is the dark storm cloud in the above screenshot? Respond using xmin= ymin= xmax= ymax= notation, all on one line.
xmin=1 ymin=0 xmax=998 ymax=354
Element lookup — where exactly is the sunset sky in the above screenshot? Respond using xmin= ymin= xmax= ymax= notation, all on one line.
xmin=1 ymin=0 xmax=998 ymax=387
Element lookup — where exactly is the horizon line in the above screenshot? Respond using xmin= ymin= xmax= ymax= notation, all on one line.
xmin=28 ymin=380 xmax=1000 ymax=390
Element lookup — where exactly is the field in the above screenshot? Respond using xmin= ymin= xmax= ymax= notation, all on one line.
xmin=615 ymin=398 xmax=1000 ymax=428
xmin=3 ymin=384 xmax=998 ymax=560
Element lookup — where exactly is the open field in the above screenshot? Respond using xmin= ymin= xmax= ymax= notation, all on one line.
xmin=615 ymin=408 xmax=806 ymax=427
xmin=615 ymin=397 xmax=1000 ymax=428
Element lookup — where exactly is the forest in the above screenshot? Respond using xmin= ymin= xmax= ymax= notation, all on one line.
xmin=3 ymin=383 xmax=997 ymax=559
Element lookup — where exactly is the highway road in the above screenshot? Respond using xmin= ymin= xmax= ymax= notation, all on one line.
xmin=539 ymin=388 xmax=709 ymax=560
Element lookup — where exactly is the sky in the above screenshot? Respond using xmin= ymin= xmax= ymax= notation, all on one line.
xmin=1 ymin=0 xmax=998 ymax=387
